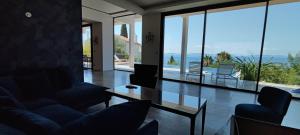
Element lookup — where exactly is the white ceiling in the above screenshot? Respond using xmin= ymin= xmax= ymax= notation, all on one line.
xmin=82 ymin=0 xmax=135 ymax=17
xmin=82 ymin=0 xmax=124 ymax=14
xmin=82 ymin=0 xmax=240 ymax=17
xmin=126 ymin=0 xmax=181 ymax=9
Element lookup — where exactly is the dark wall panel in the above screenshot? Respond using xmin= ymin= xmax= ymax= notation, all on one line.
xmin=0 ymin=0 xmax=83 ymax=82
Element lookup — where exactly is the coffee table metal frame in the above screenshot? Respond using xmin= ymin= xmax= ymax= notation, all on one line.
xmin=105 ymin=86 xmax=207 ymax=135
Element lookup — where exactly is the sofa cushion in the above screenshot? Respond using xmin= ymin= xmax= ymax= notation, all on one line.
xmin=55 ymin=82 xmax=109 ymax=109
xmin=0 ymin=96 xmax=25 ymax=109
xmin=235 ymin=104 xmax=282 ymax=123
xmin=0 ymin=123 xmax=26 ymax=135
xmin=33 ymin=104 xmax=83 ymax=125
xmin=14 ymin=71 xmax=53 ymax=99
xmin=23 ymin=98 xmax=58 ymax=110
xmin=0 ymin=87 xmax=25 ymax=109
xmin=0 ymin=108 xmax=61 ymax=135
xmin=62 ymin=100 xmax=151 ymax=135
xmin=0 ymin=76 xmax=20 ymax=97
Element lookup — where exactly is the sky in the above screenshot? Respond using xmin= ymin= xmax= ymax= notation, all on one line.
xmin=163 ymin=2 xmax=300 ymax=56
xmin=82 ymin=26 xmax=91 ymax=42
xmin=109 ymin=2 xmax=300 ymax=56
xmin=114 ymin=21 xmax=142 ymax=44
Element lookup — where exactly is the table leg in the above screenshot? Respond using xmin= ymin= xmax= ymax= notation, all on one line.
xmin=105 ymin=100 xmax=109 ymax=108
xmin=202 ymin=103 xmax=207 ymax=135
xmin=190 ymin=116 xmax=195 ymax=135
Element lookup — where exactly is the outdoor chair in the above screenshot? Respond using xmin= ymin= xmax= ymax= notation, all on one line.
xmin=130 ymin=64 xmax=158 ymax=88
xmin=186 ymin=61 xmax=206 ymax=82
xmin=235 ymin=86 xmax=292 ymax=124
xmin=212 ymin=63 xmax=239 ymax=88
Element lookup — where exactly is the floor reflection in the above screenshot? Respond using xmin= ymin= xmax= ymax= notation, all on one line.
xmin=84 ymin=69 xmax=300 ymax=135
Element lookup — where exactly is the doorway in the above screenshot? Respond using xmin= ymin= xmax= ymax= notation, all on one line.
xmin=82 ymin=25 xmax=93 ymax=69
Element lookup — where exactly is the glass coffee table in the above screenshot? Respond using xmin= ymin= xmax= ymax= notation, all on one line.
xmin=105 ymin=85 xmax=207 ymax=135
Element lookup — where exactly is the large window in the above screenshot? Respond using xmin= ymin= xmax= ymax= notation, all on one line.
xmin=114 ymin=15 xmax=142 ymax=71
xmin=163 ymin=12 xmax=205 ymax=83
xmin=161 ymin=0 xmax=300 ymax=97
xmin=204 ymin=4 xmax=266 ymax=91
xmin=82 ymin=25 xmax=92 ymax=69
xmin=259 ymin=1 xmax=300 ymax=97
xmin=163 ymin=15 xmax=183 ymax=80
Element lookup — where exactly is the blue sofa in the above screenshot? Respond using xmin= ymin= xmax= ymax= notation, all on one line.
xmin=0 ymin=67 xmax=158 ymax=135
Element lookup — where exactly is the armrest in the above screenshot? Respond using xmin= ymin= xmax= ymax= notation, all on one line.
xmin=135 ymin=120 xmax=158 ymax=135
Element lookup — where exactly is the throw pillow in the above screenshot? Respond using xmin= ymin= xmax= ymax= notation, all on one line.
xmin=0 ymin=76 xmax=20 ymax=97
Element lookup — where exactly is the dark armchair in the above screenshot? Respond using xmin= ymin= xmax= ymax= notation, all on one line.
xmin=235 ymin=86 xmax=292 ymax=124
xmin=130 ymin=64 xmax=158 ymax=88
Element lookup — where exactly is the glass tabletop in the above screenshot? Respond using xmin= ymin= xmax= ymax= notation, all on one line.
xmin=106 ymin=85 xmax=207 ymax=115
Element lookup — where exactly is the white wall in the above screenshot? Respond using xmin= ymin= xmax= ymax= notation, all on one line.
xmin=142 ymin=13 xmax=161 ymax=67
xmin=82 ymin=7 xmax=114 ymax=71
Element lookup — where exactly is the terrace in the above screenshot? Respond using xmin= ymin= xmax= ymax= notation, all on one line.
xmin=163 ymin=68 xmax=300 ymax=98
xmin=161 ymin=1 xmax=300 ymax=99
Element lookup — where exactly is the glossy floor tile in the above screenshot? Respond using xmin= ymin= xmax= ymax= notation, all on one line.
xmin=84 ymin=69 xmax=300 ymax=135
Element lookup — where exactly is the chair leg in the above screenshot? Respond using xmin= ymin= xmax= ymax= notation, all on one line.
xmin=105 ymin=100 xmax=109 ymax=108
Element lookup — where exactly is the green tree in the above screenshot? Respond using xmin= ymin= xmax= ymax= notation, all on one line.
xmin=203 ymin=55 xmax=213 ymax=67
xmin=83 ymin=40 xmax=91 ymax=57
xmin=216 ymin=51 xmax=232 ymax=64
xmin=234 ymin=56 xmax=258 ymax=81
xmin=114 ymin=36 xmax=129 ymax=59
xmin=120 ymin=24 xmax=128 ymax=38
xmin=260 ymin=64 xmax=289 ymax=84
xmin=287 ymin=52 xmax=300 ymax=83
xmin=288 ymin=52 xmax=300 ymax=72
xmin=167 ymin=56 xmax=178 ymax=65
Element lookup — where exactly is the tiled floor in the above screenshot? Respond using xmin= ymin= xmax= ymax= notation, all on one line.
xmin=84 ymin=69 xmax=300 ymax=135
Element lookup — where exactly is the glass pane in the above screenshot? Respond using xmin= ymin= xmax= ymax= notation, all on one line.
xmin=82 ymin=26 xmax=92 ymax=69
xmin=259 ymin=1 xmax=300 ymax=98
xmin=163 ymin=12 xmax=204 ymax=82
xmin=186 ymin=13 xmax=205 ymax=83
xmin=204 ymin=3 xmax=266 ymax=91
xmin=134 ymin=20 xmax=142 ymax=64
xmin=114 ymin=15 xmax=142 ymax=71
xmin=163 ymin=15 xmax=183 ymax=80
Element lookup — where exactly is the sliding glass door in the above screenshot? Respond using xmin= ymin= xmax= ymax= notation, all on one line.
xmin=204 ymin=3 xmax=266 ymax=91
xmin=82 ymin=25 xmax=92 ymax=69
xmin=162 ymin=0 xmax=300 ymax=97
xmin=163 ymin=15 xmax=183 ymax=80
xmin=163 ymin=12 xmax=205 ymax=83
xmin=114 ymin=15 xmax=142 ymax=71
xmin=259 ymin=1 xmax=300 ymax=97
xmin=186 ymin=13 xmax=205 ymax=83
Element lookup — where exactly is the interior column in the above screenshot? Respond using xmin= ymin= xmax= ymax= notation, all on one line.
xmin=129 ymin=17 xmax=135 ymax=68
xmin=180 ymin=15 xmax=189 ymax=76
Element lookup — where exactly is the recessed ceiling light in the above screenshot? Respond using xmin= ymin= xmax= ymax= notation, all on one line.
xmin=25 ymin=12 xmax=32 ymax=18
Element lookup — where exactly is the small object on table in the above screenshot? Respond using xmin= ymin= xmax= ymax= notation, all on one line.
xmin=126 ymin=85 xmax=137 ymax=89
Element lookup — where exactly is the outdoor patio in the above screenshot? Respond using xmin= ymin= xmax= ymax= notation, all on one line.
xmin=163 ymin=69 xmax=300 ymax=98
xmin=163 ymin=69 xmax=256 ymax=90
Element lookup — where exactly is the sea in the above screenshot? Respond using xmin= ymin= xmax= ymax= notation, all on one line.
xmin=163 ymin=53 xmax=289 ymax=69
